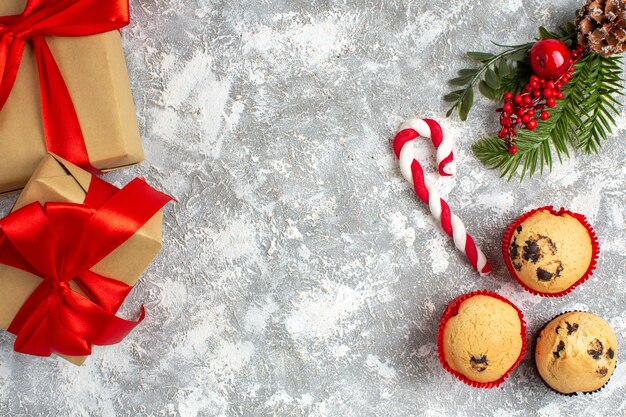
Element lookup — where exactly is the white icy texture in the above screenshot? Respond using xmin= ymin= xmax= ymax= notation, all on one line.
xmin=0 ymin=0 xmax=624 ymax=415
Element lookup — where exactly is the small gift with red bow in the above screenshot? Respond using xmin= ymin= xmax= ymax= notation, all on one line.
xmin=0 ymin=0 xmax=143 ymax=193
xmin=0 ymin=154 xmax=172 ymax=365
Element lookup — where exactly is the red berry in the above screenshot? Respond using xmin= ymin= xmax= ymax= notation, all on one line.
xmin=521 ymin=114 xmax=531 ymax=123
xmin=503 ymin=103 xmax=513 ymax=112
xmin=533 ymin=90 xmax=542 ymax=98
xmin=540 ymin=111 xmax=550 ymax=120
xmin=501 ymin=116 xmax=512 ymax=126
xmin=525 ymin=84 xmax=534 ymax=92
xmin=529 ymin=39 xmax=571 ymax=80
xmin=569 ymin=66 xmax=575 ymax=73
xmin=555 ymin=82 xmax=563 ymax=90
xmin=546 ymin=97 xmax=557 ymax=107
xmin=545 ymin=81 xmax=555 ymax=90
xmin=514 ymin=95 xmax=523 ymax=104
xmin=526 ymin=119 xmax=538 ymax=130
xmin=527 ymin=109 xmax=535 ymax=117
xmin=543 ymin=88 xmax=554 ymax=98
xmin=555 ymin=91 xmax=564 ymax=99
xmin=530 ymin=75 xmax=539 ymax=83
xmin=523 ymin=95 xmax=532 ymax=105
xmin=517 ymin=109 xmax=525 ymax=117
xmin=498 ymin=128 xmax=509 ymax=138
xmin=530 ymin=81 xmax=540 ymax=90
xmin=509 ymin=145 xmax=518 ymax=155
xmin=504 ymin=92 xmax=513 ymax=100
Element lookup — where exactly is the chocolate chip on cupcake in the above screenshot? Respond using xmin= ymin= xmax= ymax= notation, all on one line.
xmin=503 ymin=206 xmax=599 ymax=296
xmin=535 ymin=312 xmax=618 ymax=395
xmin=438 ymin=291 xmax=527 ymax=388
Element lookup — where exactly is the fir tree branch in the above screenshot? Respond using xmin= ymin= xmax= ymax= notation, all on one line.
xmin=450 ymin=17 xmax=622 ymax=180
xmin=473 ymin=52 xmax=624 ymax=180
xmin=576 ymin=54 xmax=624 ymax=153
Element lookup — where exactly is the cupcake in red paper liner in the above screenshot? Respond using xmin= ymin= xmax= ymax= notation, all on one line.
xmin=437 ymin=291 xmax=527 ymax=388
xmin=502 ymin=206 xmax=599 ymax=297
xmin=535 ymin=311 xmax=618 ymax=395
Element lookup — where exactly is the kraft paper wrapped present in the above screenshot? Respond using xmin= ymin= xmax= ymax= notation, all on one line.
xmin=0 ymin=154 xmax=170 ymax=365
xmin=0 ymin=0 xmax=143 ymax=193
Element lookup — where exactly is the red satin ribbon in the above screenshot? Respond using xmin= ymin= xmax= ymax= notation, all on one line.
xmin=0 ymin=176 xmax=172 ymax=357
xmin=0 ymin=0 xmax=130 ymax=172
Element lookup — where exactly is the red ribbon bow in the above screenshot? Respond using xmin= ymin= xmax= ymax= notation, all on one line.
xmin=0 ymin=176 xmax=171 ymax=357
xmin=0 ymin=0 xmax=130 ymax=172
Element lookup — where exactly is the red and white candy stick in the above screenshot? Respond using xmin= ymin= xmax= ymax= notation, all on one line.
xmin=393 ymin=118 xmax=491 ymax=276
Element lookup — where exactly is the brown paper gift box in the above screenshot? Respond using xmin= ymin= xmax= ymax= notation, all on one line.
xmin=0 ymin=0 xmax=144 ymax=194
xmin=0 ymin=154 xmax=163 ymax=365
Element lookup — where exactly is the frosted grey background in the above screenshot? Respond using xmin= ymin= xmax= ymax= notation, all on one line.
xmin=0 ymin=0 xmax=624 ymax=416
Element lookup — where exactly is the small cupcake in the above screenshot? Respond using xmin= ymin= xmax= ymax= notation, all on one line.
xmin=535 ymin=312 xmax=618 ymax=395
xmin=438 ymin=291 xmax=527 ymax=388
xmin=503 ymin=206 xmax=599 ymax=297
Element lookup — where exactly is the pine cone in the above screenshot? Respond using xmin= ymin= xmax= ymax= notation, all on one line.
xmin=577 ymin=0 xmax=626 ymax=56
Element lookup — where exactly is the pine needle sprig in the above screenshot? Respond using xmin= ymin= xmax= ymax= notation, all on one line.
xmin=576 ymin=54 xmax=624 ymax=153
xmin=472 ymin=52 xmax=624 ymax=180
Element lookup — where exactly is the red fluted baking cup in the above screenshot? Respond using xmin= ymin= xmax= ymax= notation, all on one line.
xmin=501 ymin=206 xmax=600 ymax=298
xmin=437 ymin=290 xmax=528 ymax=389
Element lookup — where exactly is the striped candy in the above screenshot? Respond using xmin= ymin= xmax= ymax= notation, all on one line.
xmin=393 ymin=118 xmax=491 ymax=276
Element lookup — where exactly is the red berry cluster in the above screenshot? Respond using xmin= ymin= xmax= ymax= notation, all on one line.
xmin=498 ymin=45 xmax=585 ymax=155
